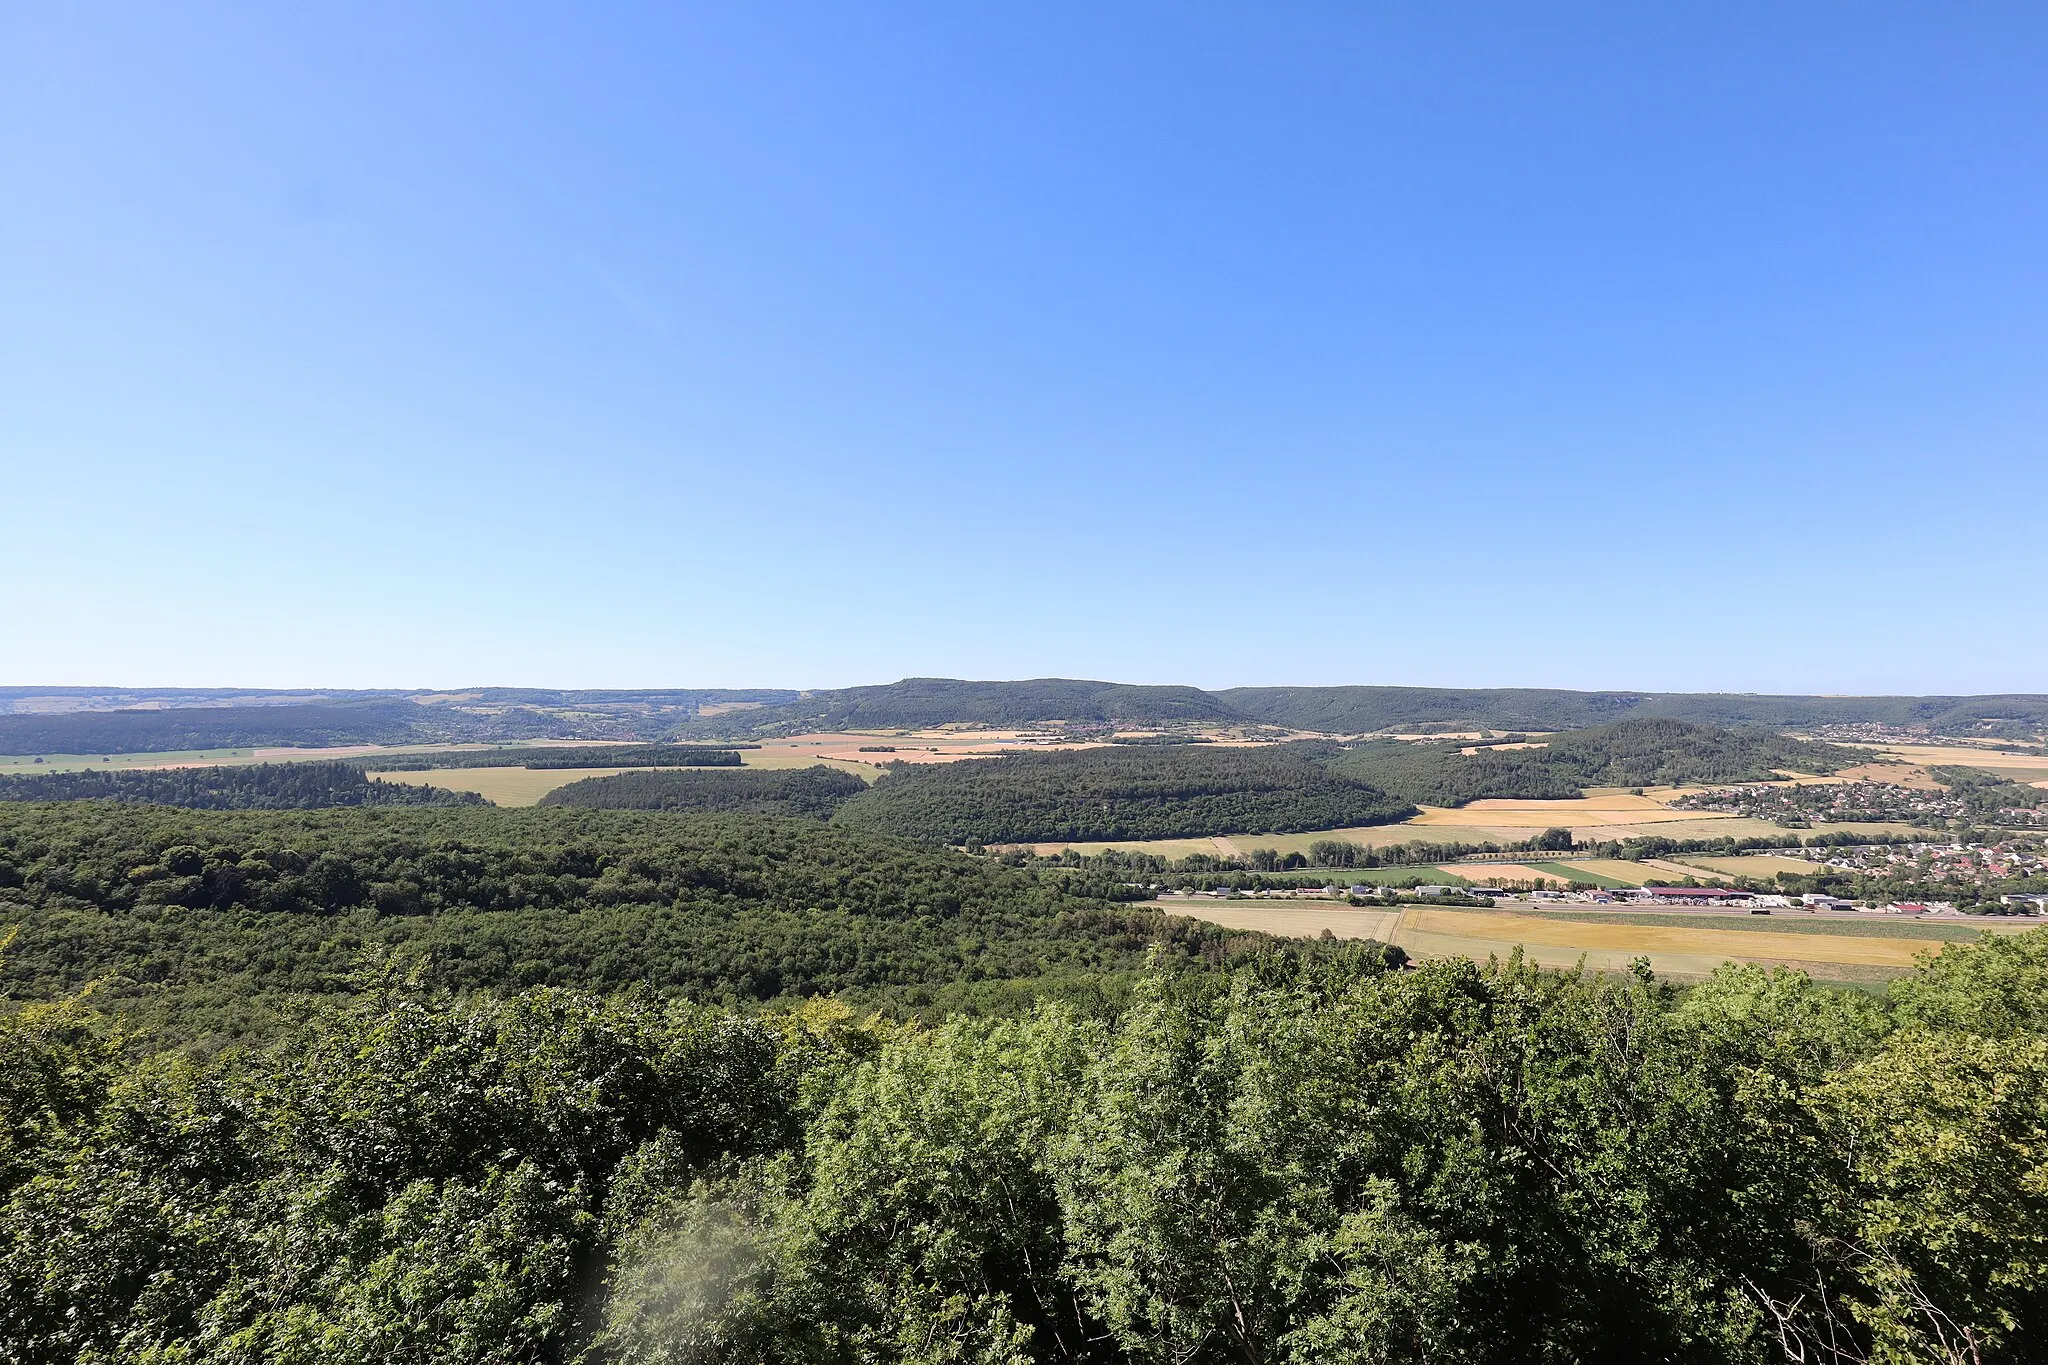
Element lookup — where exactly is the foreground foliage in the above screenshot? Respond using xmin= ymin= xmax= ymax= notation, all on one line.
xmin=5 ymin=933 xmax=2047 ymax=1363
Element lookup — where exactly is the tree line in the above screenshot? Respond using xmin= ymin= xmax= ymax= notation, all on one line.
xmin=365 ymin=745 xmax=752 ymax=771
xmin=0 ymin=761 xmax=484 ymax=811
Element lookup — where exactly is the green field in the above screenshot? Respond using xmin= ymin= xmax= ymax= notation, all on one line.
xmin=1521 ymin=860 xmax=1635 ymax=888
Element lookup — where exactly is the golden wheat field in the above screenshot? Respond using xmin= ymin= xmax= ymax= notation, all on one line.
xmin=1405 ymin=793 xmax=1719 ymax=828
xmin=1672 ymin=854 xmax=1829 ymax=879
xmin=1168 ymin=902 xmax=2022 ymax=981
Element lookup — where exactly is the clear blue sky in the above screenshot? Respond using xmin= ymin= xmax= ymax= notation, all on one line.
xmin=4 ymin=3 xmax=2044 ymax=695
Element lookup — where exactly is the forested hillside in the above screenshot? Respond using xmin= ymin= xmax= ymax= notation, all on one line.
xmin=1330 ymin=718 xmax=1856 ymax=806
xmin=10 ymin=681 xmax=2045 ymax=754
xmin=0 ymin=700 xmax=432 ymax=754
xmin=1223 ymin=684 xmax=2048 ymax=738
xmin=0 ymin=804 xmax=1230 ymax=1043
xmin=0 ymin=761 xmax=484 ymax=810
xmin=689 ymin=677 xmax=1240 ymax=736
xmin=7 ymin=931 xmax=2047 ymax=1363
xmin=830 ymin=743 xmax=1413 ymax=844
xmin=540 ymin=765 xmax=867 ymax=819
xmin=0 ymin=691 xmax=798 ymax=754
xmin=366 ymin=744 xmax=747 ymax=770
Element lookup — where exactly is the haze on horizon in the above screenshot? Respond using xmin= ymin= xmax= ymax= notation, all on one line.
xmin=4 ymin=4 xmax=2044 ymax=695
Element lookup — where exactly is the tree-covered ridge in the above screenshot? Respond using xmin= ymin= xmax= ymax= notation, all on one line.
xmin=0 ymin=700 xmax=432 ymax=755
xmin=0 ymin=761 xmax=485 ymax=810
xmin=829 ymin=743 xmax=1416 ymax=844
xmin=1330 ymin=718 xmax=1858 ymax=807
xmin=540 ymin=765 xmax=868 ymax=819
xmin=683 ymin=677 xmax=1245 ymax=737
xmin=0 ymin=804 xmax=1232 ymax=1042
xmin=367 ymin=744 xmax=748 ymax=771
xmin=7 ymin=934 xmax=2048 ymax=1363
xmin=1222 ymin=684 xmax=2048 ymax=737
xmin=0 ymin=690 xmax=800 ymax=754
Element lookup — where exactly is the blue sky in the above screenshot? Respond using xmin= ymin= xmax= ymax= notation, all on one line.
xmin=3 ymin=3 xmax=2044 ymax=694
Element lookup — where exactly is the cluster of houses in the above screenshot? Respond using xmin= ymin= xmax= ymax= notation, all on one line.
xmin=1178 ymin=882 xmax=2043 ymax=917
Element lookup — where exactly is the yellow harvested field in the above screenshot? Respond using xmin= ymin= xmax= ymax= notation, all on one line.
xmin=1164 ymin=902 xmax=1402 ymax=941
xmin=1401 ymin=909 xmax=1945 ymax=968
xmin=375 ymin=757 xmax=878 ymax=806
xmin=734 ymin=749 xmax=879 ymax=781
xmin=1407 ymin=794 xmax=1730 ymax=828
xmin=1672 ymin=854 xmax=1825 ymax=879
xmin=1017 ymin=811 xmax=1926 ymax=860
xmin=1179 ymin=903 xmax=1984 ymax=977
xmin=1828 ymin=762 xmax=1945 ymax=790
xmin=1166 ymin=902 xmax=2000 ymax=981
xmin=1637 ymin=857 xmax=1735 ymax=883
xmin=1855 ymin=743 xmax=2048 ymax=774
xmin=1549 ymin=858 xmax=1654 ymax=885
xmin=370 ymin=767 xmax=631 ymax=806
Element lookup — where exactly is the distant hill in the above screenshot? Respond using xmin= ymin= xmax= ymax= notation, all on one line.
xmin=829 ymin=742 xmax=1414 ymax=844
xmin=0 ymin=761 xmax=485 ymax=810
xmin=689 ymin=678 xmax=1241 ymax=736
xmin=5 ymin=680 xmax=2043 ymax=754
xmin=1327 ymin=718 xmax=1859 ymax=807
xmin=0 ymin=702 xmax=433 ymax=755
xmin=1221 ymin=686 xmax=2048 ymax=738
xmin=0 ymin=690 xmax=800 ymax=755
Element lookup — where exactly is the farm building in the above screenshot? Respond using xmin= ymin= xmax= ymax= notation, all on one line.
xmin=1642 ymin=886 xmax=1750 ymax=905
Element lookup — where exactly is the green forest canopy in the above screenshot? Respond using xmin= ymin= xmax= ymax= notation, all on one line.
xmin=0 ymin=803 xmax=1233 ymax=1044
xmin=0 ymin=761 xmax=485 ymax=811
xmin=829 ymin=742 xmax=1415 ymax=844
xmin=7 ymin=928 xmax=2048 ymax=1362
xmin=539 ymin=765 xmax=868 ymax=819
xmin=1328 ymin=718 xmax=1859 ymax=807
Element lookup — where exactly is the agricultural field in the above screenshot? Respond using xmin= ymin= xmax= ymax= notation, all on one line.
xmin=1671 ymin=853 xmax=1833 ymax=880
xmin=1405 ymin=792 xmax=1720 ymax=828
xmin=375 ymin=752 xmax=882 ymax=806
xmin=1443 ymin=862 xmax=1574 ymax=887
xmin=367 ymin=766 xmax=678 ymax=807
xmin=1169 ymin=901 xmax=2042 ymax=984
xmin=1855 ymin=742 xmax=2048 ymax=783
xmin=1162 ymin=901 xmax=1403 ymax=942
xmin=1517 ymin=860 xmax=1637 ymax=888
xmin=1024 ymin=814 xmax=1924 ymax=860
xmin=1539 ymin=857 xmax=1656 ymax=885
